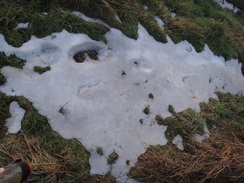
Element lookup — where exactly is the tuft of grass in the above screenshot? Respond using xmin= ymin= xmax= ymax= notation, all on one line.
xmin=143 ymin=106 xmax=150 ymax=115
xmin=107 ymin=152 xmax=119 ymax=165
xmin=96 ymin=147 xmax=103 ymax=155
xmin=130 ymin=92 xmax=244 ymax=183
xmin=129 ymin=134 xmax=244 ymax=183
xmin=156 ymin=108 xmax=206 ymax=142
xmin=34 ymin=66 xmax=51 ymax=74
xmin=0 ymin=52 xmax=26 ymax=69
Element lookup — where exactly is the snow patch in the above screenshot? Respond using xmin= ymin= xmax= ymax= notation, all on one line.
xmin=143 ymin=5 xmax=148 ymax=10
xmin=14 ymin=22 xmax=29 ymax=30
xmin=213 ymin=0 xmax=240 ymax=13
xmin=194 ymin=121 xmax=210 ymax=142
xmin=154 ymin=16 xmax=164 ymax=29
xmin=115 ymin=15 xmax=122 ymax=23
xmin=41 ymin=12 xmax=48 ymax=16
xmin=172 ymin=134 xmax=184 ymax=151
xmin=5 ymin=101 xmax=26 ymax=134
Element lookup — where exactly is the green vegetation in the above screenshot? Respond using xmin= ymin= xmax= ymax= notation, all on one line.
xmin=143 ymin=106 xmax=150 ymax=115
xmin=0 ymin=52 xmax=26 ymax=69
xmin=34 ymin=66 xmax=51 ymax=74
xmin=96 ymin=147 xmax=104 ymax=155
xmin=0 ymin=0 xmax=243 ymax=73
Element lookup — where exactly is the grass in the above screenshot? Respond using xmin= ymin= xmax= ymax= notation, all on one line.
xmin=0 ymin=0 xmax=244 ymax=182
xmin=0 ymin=52 xmax=26 ymax=69
xmin=0 ymin=0 xmax=243 ymax=72
xmin=129 ymin=92 xmax=244 ymax=183
xmin=0 ymin=93 xmax=115 ymax=182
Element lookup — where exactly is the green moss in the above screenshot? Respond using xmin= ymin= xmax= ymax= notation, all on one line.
xmin=143 ymin=106 xmax=150 ymax=115
xmin=96 ymin=147 xmax=103 ymax=155
xmin=0 ymin=52 xmax=26 ymax=69
xmin=34 ymin=66 xmax=51 ymax=74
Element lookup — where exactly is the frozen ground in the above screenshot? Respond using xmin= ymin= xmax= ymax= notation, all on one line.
xmin=1 ymin=18 xmax=244 ymax=182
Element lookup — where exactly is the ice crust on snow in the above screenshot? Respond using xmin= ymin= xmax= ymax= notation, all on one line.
xmin=0 ymin=23 xmax=244 ymax=182
xmin=213 ymin=0 xmax=240 ymax=13
xmin=5 ymin=101 xmax=26 ymax=134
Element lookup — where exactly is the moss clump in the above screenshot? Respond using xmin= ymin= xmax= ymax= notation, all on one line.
xmin=149 ymin=93 xmax=154 ymax=99
xmin=34 ymin=66 xmax=51 ymax=74
xmin=143 ymin=106 xmax=150 ymax=115
xmin=0 ymin=52 xmax=26 ymax=69
xmin=96 ymin=147 xmax=103 ymax=155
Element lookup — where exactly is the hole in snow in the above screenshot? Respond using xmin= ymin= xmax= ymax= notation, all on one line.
xmin=69 ymin=42 xmax=108 ymax=63
xmin=73 ymin=49 xmax=98 ymax=63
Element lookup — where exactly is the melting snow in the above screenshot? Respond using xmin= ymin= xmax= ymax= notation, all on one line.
xmin=213 ymin=0 xmax=240 ymax=13
xmin=5 ymin=101 xmax=26 ymax=134
xmin=172 ymin=134 xmax=184 ymax=151
xmin=0 ymin=21 xmax=244 ymax=182
xmin=13 ymin=22 xmax=29 ymax=30
xmin=154 ymin=16 xmax=164 ymax=29
xmin=115 ymin=15 xmax=122 ymax=23
xmin=143 ymin=5 xmax=148 ymax=10
xmin=41 ymin=12 xmax=48 ymax=16
xmin=72 ymin=11 xmax=110 ymax=28
xmin=194 ymin=121 xmax=210 ymax=142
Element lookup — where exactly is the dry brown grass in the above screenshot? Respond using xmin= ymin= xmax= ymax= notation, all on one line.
xmin=0 ymin=134 xmax=64 ymax=182
xmin=129 ymin=132 xmax=244 ymax=183
xmin=0 ymin=133 xmax=116 ymax=183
